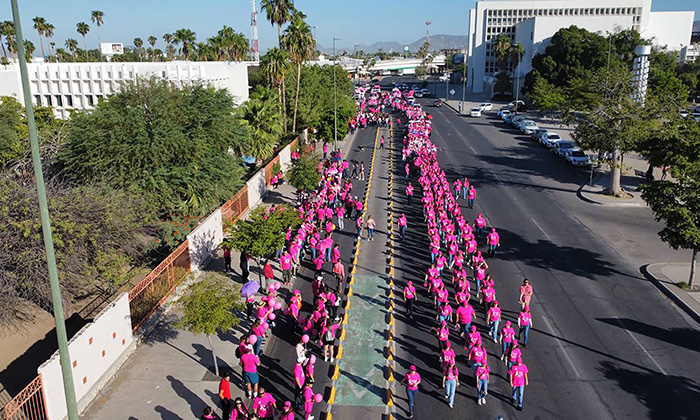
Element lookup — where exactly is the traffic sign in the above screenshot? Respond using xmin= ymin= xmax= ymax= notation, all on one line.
xmin=404 ymin=46 xmax=409 ymax=52
xmin=449 ymin=89 xmax=455 ymax=96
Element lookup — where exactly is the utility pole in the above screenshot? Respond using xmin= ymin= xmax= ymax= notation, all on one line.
xmin=333 ymin=37 xmax=342 ymax=149
xmin=11 ymin=1 xmax=79 ymax=419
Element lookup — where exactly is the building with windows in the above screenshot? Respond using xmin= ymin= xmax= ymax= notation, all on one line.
xmin=467 ymin=0 xmax=695 ymax=94
xmin=0 ymin=61 xmax=250 ymax=119
xmin=681 ymin=44 xmax=700 ymax=63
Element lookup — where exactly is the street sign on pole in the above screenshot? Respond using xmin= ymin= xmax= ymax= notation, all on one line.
xmin=449 ymin=89 xmax=455 ymax=96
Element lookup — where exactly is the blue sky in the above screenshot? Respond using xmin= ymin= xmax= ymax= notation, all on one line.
xmin=2 ymin=1 xmax=698 ymax=54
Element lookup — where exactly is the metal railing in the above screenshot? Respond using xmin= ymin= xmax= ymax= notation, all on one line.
xmin=220 ymin=187 xmax=249 ymax=227
xmin=0 ymin=375 xmax=47 ymax=420
xmin=128 ymin=240 xmax=191 ymax=332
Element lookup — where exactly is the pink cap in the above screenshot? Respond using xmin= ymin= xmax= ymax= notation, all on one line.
xmin=409 ymin=365 xmax=416 ymax=371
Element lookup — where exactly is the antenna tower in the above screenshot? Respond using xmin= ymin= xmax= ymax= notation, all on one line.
xmin=251 ymin=0 xmax=260 ymax=61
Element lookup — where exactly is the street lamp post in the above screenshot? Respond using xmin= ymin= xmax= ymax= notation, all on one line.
xmin=11 ymin=1 xmax=79 ymax=419
xmin=333 ymin=37 xmax=342 ymax=149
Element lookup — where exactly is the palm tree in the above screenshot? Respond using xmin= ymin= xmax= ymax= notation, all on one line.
xmin=148 ymin=36 xmax=157 ymax=61
xmin=207 ymin=35 xmax=225 ymax=61
xmin=23 ymin=40 xmax=35 ymax=62
xmin=44 ymin=23 xmax=55 ymax=56
xmin=91 ymin=10 xmax=104 ymax=60
xmin=0 ymin=21 xmax=12 ymax=59
xmin=65 ymin=38 xmax=78 ymax=60
xmin=260 ymin=47 xmax=291 ymax=105
xmin=134 ymin=37 xmax=143 ymax=60
xmin=76 ymin=22 xmax=90 ymax=61
xmin=237 ymin=86 xmax=283 ymax=161
xmin=494 ymin=35 xmax=512 ymax=73
xmin=173 ymin=28 xmax=196 ymax=60
xmin=163 ymin=33 xmax=173 ymax=59
xmin=216 ymin=25 xmax=249 ymax=61
xmin=282 ymin=12 xmax=316 ymax=133
xmin=262 ymin=0 xmax=293 ymax=132
xmin=3 ymin=21 xmax=16 ymax=59
xmin=32 ymin=17 xmax=46 ymax=59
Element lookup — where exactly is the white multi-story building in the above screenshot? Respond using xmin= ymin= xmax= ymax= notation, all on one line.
xmin=680 ymin=44 xmax=700 ymax=63
xmin=467 ymin=0 xmax=695 ymax=93
xmin=0 ymin=61 xmax=250 ymax=119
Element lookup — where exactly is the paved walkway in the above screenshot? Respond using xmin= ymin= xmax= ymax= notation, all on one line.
xmin=645 ymin=262 xmax=700 ymax=324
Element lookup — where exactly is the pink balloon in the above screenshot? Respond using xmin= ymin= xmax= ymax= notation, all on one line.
xmin=314 ymin=394 xmax=323 ymax=403
xmin=274 ymin=302 xmax=282 ymax=310
xmin=268 ymin=299 xmax=276 ymax=307
xmin=263 ymin=322 xmax=269 ymax=329
xmin=301 ymin=334 xmax=310 ymax=344
xmin=274 ymin=282 xmax=281 ymax=290
xmin=248 ymin=335 xmax=258 ymax=344
xmin=309 ymin=354 xmax=316 ymax=364
xmin=268 ymin=285 xmax=275 ymax=292
xmin=268 ymin=313 xmax=276 ymax=321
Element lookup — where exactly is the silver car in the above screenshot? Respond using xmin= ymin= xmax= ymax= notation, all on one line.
xmin=566 ymin=149 xmax=590 ymax=166
xmin=541 ymin=132 xmax=562 ymax=148
xmin=519 ymin=120 xmax=539 ymax=134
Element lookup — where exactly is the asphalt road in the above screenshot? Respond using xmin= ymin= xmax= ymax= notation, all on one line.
xmin=388 ymin=89 xmax=700 ymax=420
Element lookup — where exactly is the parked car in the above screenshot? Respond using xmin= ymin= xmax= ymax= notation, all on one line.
xmin=433 ymin=99 xmax=442 ymax=107
xmin=499 ymin=109 xmax=512 ymax=119
xmin=531 ymin=128 xmax=548 ymax=141
xmin=414 ymin=91 xmax=424 ymax=98
xmin=518 ymin=120 xmax=539 ymax=134
xmin=478 ymin=103 xmax=493 ymax=111
xmin=541 ymin=132 xmax=562 ymax=148
xmin=421 ymin=89 xmax=432 ymax=96
xmin=470 ymin=107 xmax=482 ymax=117
xmin=566 ymin=148 xmax=590 ymax=166
xmin=438 ymin=74 xmax=449 ymax=81
xmin=553 ymin=141 xmax=577 ymax=157
xmin=507 ymin=115 xmax=525 ymax=127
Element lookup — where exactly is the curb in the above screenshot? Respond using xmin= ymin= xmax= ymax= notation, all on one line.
xmin=576 ymin=183 xmax=647 ymax=208
xmin=641 ymin=263 xmax=700 ymax=325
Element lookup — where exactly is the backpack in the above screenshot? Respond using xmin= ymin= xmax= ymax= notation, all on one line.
xmin=324 ymin=329 xmax=334 ymax=341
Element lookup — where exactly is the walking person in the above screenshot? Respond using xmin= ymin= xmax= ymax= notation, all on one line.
xmin=293 ymin=357 xmax=306 ymax=411
xmin=365 ymin=215 xmax=376 ymax=241
xmin=222 ymin=246 xmax=232 ymax=272
xmin=442 ymin=361 xmax=459 ymax=409
xmin=279 ymin=401 xmax=294 ymax=420
xmin=499 ymin=320 xmax=516 ymax=361
xmin=517 ymin=306 xmax=533 ymax=347
xmin=402 ymin=365 xmax=421 ymax=418
xmin=359 ymin=161 xmax=365 ymax=181
xmin=252 ymin=388 xmax=277 ymax=419
xmin=406 ymin=183 xmax=414 ymax=205
xmin=262 ymin=260 xmax=274 ymax=290
xmin=486 ymin=228 xmax=500 ymax=257
xmin=475 ymin=362 xmax=490 ymax=405
xmin=487 ymin=300 xmax=502 ymax=342
xmin=467 ymin=185 xmax=476 ymax=209
xmin=398 ymin=213 xmax=407 ymax=240
xmin=351 ymin=162 xmax=358 ymax=179
xmin=240 ymin=251 xmax=250 ymax=282
xmin=519 ymin=279 xmax=533 ymax=310
xmin=509 ymin=358 xmax=529 ymax=411
xmin=403 ymin=281 xmax=417 ymax=319
xmin=380 ymin=135 xmax=385 ymax=149
xmin=336 ymin=205 xmax=345 ymax=230
xmin=332 ymin=260 xmax=346 ymax=292
xmin=219 ymin=371 xmax=233 ymax=420
xmin=231 ymin=398 xmax=248 ymax=419
xmin=280 ymin=251 xmax=293 ymax=285
xmin=240 ymin=347 xmax=260 ymax=399
xmin=323 ymin=142 xmax=328 ymax=160
xmin=355 ymin=217 xmax=363 ymax=239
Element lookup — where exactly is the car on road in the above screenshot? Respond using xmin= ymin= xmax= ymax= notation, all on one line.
xmin=433 ymin=99 xmax=442 ymax=107
xmin=518 ymin=120 xmax=539 ymax=134
xmin=438 ymin=74 xmax=449 ymax=81
xmin=531 ymin=128 xmax=548 ymax=141
xmin=469 ymin=107 xmax=482 ymax=117
xmin=421 ymin=88 xmax=432 ymax=96
xmin=498 ymin=109 xmax=512 ymax=119
xmin=478 ymin=103 xmax=493 ymax=111
xmin=414 ymin=91 xmax=424 ymax=98
xmin=565 ymin=148 xmax=590 ymax=166
xmin=541 ymin=132 xmax=562 ymax=148
xmin=507 ymin=115 xmax=525 ymax=127
xmin=553 ymin=141 xmax=577 ymax=157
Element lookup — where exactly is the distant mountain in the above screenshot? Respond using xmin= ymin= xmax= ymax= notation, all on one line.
xmin=316 ymin=34 xmax=466 ymax=55
xmin=693 ymin=20 xmax=700 ymax=32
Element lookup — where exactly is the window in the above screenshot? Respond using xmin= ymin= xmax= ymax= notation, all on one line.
xmin=65 ymin=95 xmax=73 ymax=107
xmin=54 ymin=95 xmax=63 ymax=107
xmin=118 ymin=71 xmax=123 ymax=78
xmin=34 ymin=95 xmax=41 ymax=105
xmin=65 ymin=71 xmax=70 ymax=78
xmin=44 ymin=95 xmax=52 ymax=106
xmin=86 ymin=95 xmax=94 ymax=106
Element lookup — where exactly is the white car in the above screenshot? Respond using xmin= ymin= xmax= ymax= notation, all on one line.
xmin=499 ymin=109 xmax=511 ymax=119
xmin=439 ymin=74 xmax=449 ymax=81
xmin=519 ymin=120 xmax=538 ymax=134
xmin=553 ymin=141 xmax=577 ymax=157
xmin=469 ymin=107 xmax=482 ymax=117
xmin=541 ymin=132 xmax=562 ymax=148
xmin=414 ymin=91 xmax=424 ymax=98
xmin=478 ymin=103 xmax=493 ymax=111
xmin=566 ymin=149 xmax=590 ymax=166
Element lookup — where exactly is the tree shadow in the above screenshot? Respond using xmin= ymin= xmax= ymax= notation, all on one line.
xmin=596 ymin=318 xmax=700 ymax=353
xmin=598 ymin=361 xmax=700 ymax=420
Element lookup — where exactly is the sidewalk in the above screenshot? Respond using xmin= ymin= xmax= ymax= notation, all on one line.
xmin=644 ymin=262 xmax=700 ymax=325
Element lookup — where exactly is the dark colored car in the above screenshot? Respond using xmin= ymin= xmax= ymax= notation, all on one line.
xmin=433 ymin=99 xmax=442 ymax=107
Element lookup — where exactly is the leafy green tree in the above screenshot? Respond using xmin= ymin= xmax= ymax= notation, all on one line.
xmin=2 ymin=21 xmax=16 ymax=58
xmin=526 ymin=72 xmax=567 ymax=113
xmin=173 ymin=28 xmax=196 ymax=60
xmin=236 ymin=86 xmax=283 ymax=162
xmin=282 ymin=10 xmax=316 ymax=133
xmin=222 ymin=205 xmax=301 ymax=281
xmin=59 ymin=77 xmax=248 ymax=215
xmin=175 ymin=272 xmax=244 ymax=376
xmin=287 ymin=152 xmax=321 ymax=191
xmin=260 ymin=47 xmax=292 ymax=114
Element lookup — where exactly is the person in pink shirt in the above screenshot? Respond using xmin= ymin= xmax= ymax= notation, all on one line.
xmin=466 ymin=325 xmax=482 ymax=355
xmin=468 ymin=344 xmax=487 ymax=375
xmin=252 ymin=387 xmax=276 ymax=419
xmin=507 ymin=340 xmax=522 ymax=369
xmin=453 ymin=179 xmax=462 ymax=199
xmin=518 ymin=305 xmax=533 ymax=347
xmin=456 ymin=301 xmax=475 ymax=338
xmin=279 ymin=401 xmax=294 ymax=420
xmin=402 ymin=365 xmax=421 ymax=417
xmin=312 ymin=255 xmax=324 ymax=276
xmin=519 ymin=278 xmax=533 ymax=310
xmin=331 ymin=244 xmax=341 ymax=264
xmin=499 ymin=320 xmax=516 ymax=361
xmin=440 ymin=341 xmax=456 ymax=368
xmin=323 ymin=142 xmax=329 ymax=160
xmin=473 ymin=213 xmax=486 ymax=239
xmin=336 ymin=205 xmax=345 ymax=230
xmin=398 ymin=213 xmax=407 ymax=240
xmin=280 ymin=251 xmax=293 ymax=284
xmin=406 ymin=183 xmax=414 ymax=205
xmin=487 ymin=300 xmax=502 ymax=342
xmin=481 ymin=284 xmax=496 ymax=317
xmin=332 ymin=261 xmax=346 ymax=292
xmin=435 ymin=320 xmax=450 ymax=349
xmin=442 ymin=361 xmax=460 ymax=409
xmin=467 ymin=185 xmax=476 ymax=209
xmin=321 ymin=321 xmax=339 ymax=362
xmin=486 ymin=228 xmax=500 ymax=257
xmin=403 ymin=281 xmax=417 ymax=318
xmin=240 ymin=347 xmax=260 ymax=399
xmin=293 ymin=357 xmax=306 ymax=410
xmin=302 ymin=380 xmax=316 ymax=420
xmin=509 ymin=357 xmax=529 ymax=410
xmin=475 ymin=362 xmax=490 ymax=405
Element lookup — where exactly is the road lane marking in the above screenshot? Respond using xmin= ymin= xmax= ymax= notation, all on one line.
xmin=615 ymin=317 xmax=668 ymax=375
xmin=468 ymin=145 xmax=477 ymax=154
xmin=542 ymin=315 xmax=582 ymax=378
xmin=530 ymin=217 xmax=551 ymax=240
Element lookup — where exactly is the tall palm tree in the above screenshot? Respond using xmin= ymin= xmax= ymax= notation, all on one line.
xmin=162 ymin=33 xmax=173 ymax=60
xmin=44 ymin=23 xmax=55 ymax=56
xmin=3 ymin=21 xmax=16 ymax=59
xmin=148 ymin=36 xmax=157 ymax=61
xmin=282 ymin=12 xmax=316 ymax=133
xmin=134 ymin=37 xmax=143 ymax=60
xmin=173 ymin=28 xmax=196 ymax=60
xmin=65 ymin=38 xmax=78 ymax=60
xmin=216 ymin=25 xmax=249 ymax=61
xmin=32 ymin=17 xmax=46 ymax=59
xmin=237 ymin=86 xmax=283 ymax=161
xmin=494 ymin=35 xmax=512 ymax=73
xmin=207 ymin=35 xmax=225 ymax=61
xmin=262 ymin=0 xmax=293 ymax=132
xmin=0 ymin=21 xmax=12 ymax=59
xmin=260 ymin=47 xmax=291 ymax=106
xmin=23 ymin=40 xmax=35 ymax=62
xmin=91 ymin=10 xmax=104 ymax=60
xmin=76 ymin=22 xmax=90 ymax=61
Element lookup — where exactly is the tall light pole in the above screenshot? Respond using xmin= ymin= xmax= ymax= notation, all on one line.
xmin=11 ymin=1 xmax=79 ymax=419
xmin=333 ymin=37 xmax=342 ymax=149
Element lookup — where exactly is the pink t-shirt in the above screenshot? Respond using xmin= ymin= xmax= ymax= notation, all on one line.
xmin=241 ymin=353 xmax=259 ymax=373
xmin=456 ymin=304 xmax=475 ymax=324
xmin=470 ymin=346 xmax=487 ymax=364
xmin=488 ymin=307 xmax=502 ymax=322
xmin=509 ymin=363 xmax=529 ymax=387
xmin=280 ymin=254 xmax=292 ymax=270
xmin=404 ymin=285 xmax=416 ymax=299
xmin=501 ymin=326 xmax=515 ymax=343
xmin=404 ymin=372 xmax=421 ymax=390
xmin=519 ymin=312 xmax=532 ymax=326
xmin=476 ymin=364 xmax=490 ymax=381
xmin=293 ymin=363 xmax=305 ymax=387
xmin=253 ymin=393 xmax=276 ymax=418
xmin=488 ymin=232 xmax=499 ymax=245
